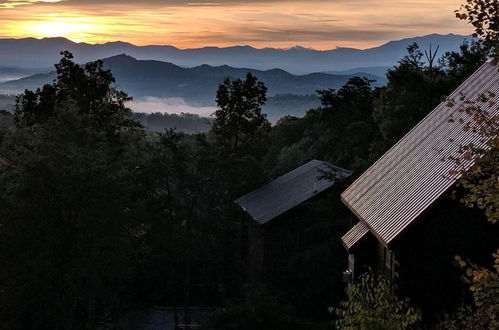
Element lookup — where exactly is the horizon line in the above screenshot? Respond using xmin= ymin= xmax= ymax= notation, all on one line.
xmin=0 ymin=32 xmax=472 ymax=52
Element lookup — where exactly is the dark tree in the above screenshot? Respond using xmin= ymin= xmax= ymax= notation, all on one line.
xmin=372 ymin=43 xmax=455 ymax=154
xmin=439 ymin=40 xmax=490 ymax=84
xmin=316 ymin=76 xmax=379 ymax=171
xmin=213 ymin=73 xmax=270 ymax=155
xmin=0 ymin=52 xmax=146 ymax=329
xmin=455 ymin=0 xmax=499 ymax=59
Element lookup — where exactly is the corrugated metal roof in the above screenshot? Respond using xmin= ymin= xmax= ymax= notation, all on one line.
xmin=342 ymin=221 xmax=369 ymax=250
xmin=235 ymin=160 xmax=352 ymax=225
xmin=341 ymin=61 xmax=499 ymax=248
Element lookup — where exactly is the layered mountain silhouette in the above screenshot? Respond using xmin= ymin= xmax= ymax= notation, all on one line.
xmin=0 ymin=54 xmax=384 ymax=105
xmin=0 ymin=33 xmax=473 ymax=121
xmin=0 ymin=66 xmax=50 ymax=83
xmin=0 ymin=33 xmax=471 ymax=74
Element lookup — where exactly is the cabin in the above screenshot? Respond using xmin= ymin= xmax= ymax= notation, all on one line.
xmin=340 ymin=61 xmax=499 ymax=317
xmin=235 ymin=160 xmax=351 ymax=287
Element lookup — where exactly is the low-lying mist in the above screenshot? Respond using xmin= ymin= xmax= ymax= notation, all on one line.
xmin=0 ymin=75 xmax=31 ymax=84
xmin=128 ymin=97 xmax=216 ymax=118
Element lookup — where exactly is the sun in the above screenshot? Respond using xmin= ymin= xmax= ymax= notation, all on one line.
xmin=24 ymin=18 xmax=96 ymax=42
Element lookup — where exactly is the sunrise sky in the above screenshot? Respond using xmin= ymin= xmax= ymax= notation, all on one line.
xmin=0 ymin=0 xmax=473 ymax=50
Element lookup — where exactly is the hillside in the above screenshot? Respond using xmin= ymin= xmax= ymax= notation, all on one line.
xmin=0 ymin=55 xmax=377 ymax=121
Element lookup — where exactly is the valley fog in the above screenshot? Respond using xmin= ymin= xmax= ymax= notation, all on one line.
xmin=128 ymin=96 xmax=216 ymax=117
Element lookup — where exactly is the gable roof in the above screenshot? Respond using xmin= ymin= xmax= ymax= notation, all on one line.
xmin=235 ymin=160 xmax=352 ymax=225
xmin=342 ymin=221 xmax=369 ymax=250
xmin=341 ymin=61 xmax=499 ymax=249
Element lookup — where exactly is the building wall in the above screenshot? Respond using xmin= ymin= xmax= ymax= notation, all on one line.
xmin=247 ymin=220 xmax=265 ymax=285
xmin=245 ymin=196 xmax=351 ymax=319
xmin=390 ymin=197 xmax=498 ymax=321
xmin=345 ymin=194 xmax=498 ymax=322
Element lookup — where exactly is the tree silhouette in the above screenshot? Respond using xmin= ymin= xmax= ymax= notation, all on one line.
xmin=213 ymin=72 xmax=269 ymax=154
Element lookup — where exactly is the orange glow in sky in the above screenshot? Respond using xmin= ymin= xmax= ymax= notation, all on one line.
xmin=0 ymin=0 xmax=474 ymax=49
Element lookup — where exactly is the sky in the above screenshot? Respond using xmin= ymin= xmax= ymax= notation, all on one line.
xmin=0 ymin=0 xmax=473 ymax=50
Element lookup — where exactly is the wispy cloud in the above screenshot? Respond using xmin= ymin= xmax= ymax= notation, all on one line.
xmin=0 ymin=0 xmax=473 ymax=49
xmin=0 ymin=0 xmax=65 ymax=9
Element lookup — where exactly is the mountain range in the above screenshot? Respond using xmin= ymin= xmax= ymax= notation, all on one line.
xmin=0 ymin=54 xmax=383 ymax=107
xmin=0 ymin=33 xmax=473 ymax=122
xmin=0 ymin=33 xmax=471 ymax=75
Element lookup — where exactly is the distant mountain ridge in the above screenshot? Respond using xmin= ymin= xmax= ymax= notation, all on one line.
xmin=1 ymin=55 xmax=385 ymax=122
xmin=0 ymin=54 xmax=385 ymax=104
xmin=0 ymin=33 xmax=471 ymax=74
xmin=324 ymin=66 xmax=392 ymax=77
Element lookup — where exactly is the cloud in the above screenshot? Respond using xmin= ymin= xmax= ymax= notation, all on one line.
xmin=0 ymin=0 xmax=474 ymax=49
xmin=59 ymin=0 xmax=341 ymax=5
xmin=188 ymin=27 xmax=401 ymax=43
xmin=0 ymin=0 xmax=65 ymax=8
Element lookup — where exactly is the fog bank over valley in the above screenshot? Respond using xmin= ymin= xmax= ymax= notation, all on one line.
xmin=128 ymin=97 xmax=216 ymax=118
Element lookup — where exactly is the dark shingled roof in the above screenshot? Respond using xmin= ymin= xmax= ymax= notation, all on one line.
xmin=235 ymin=160 xmax=352 ymax=225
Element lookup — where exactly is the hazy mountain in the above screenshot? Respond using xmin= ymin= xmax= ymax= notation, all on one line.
xmin=324 ymin=66 xmax=392 ymax=78
xmin=0 ymin=33 xmax=471 ymax=74
xmin=0 ymin=66 xmax=51 ymax=83
xmin=0 ymin=54 xmax=384 ymax=106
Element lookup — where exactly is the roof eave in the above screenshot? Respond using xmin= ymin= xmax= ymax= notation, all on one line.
xmin=341 ymin=194 xmax=390 ymax=249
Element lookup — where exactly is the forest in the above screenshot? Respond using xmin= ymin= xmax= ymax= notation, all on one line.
xmin=0 ymin=2 xmax=497 ymax=329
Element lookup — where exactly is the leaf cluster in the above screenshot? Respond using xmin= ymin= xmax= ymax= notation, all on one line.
xmin=331 ymin=271 xmax=420 ymax=330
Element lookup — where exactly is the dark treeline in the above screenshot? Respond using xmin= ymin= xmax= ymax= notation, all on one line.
xmin=0 ymin=36 xmax=493 ymax=329
xmin=263 ymin=93 xmax=321 ymax=123
xmin=0 ymin=94 xmax=320 ymax=133
xmin=1 ymin=92 xmax=322 ymax=130
xmin=132 ymin=112 xmax=213 ymax=134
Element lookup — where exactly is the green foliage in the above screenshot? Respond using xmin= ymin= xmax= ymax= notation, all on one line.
xmin=213 ymin=72 xmax=270 ymax=155
xmin=315 ymin=76 xmax=379 ymax=171
xmin=15 ymin=51 xmax=135 ymax=132
xmin=267 ymin=42 xmax=486 ymax=177
xmin=445 ymin=60 xmax=498 ymax=330
xmin=134 ymin=129 xmax=241 ymax=308
xmin=130 ymin=86 xmax=270 ymax=313
xmin=0 ymin=52 xmax=146 ymax=328
xmin=458 ymin=140 xmax=499 ymax=224
xmin=264 ymin=93 xmax=321 ymax=123
xmin=455 ymin=0 xmax=499 ymax=59
xmin=443 ymin=253 xmax=499 ymax=329
xmin=441 ymin=4 xmax=499 ymax=328
xmin=373 ymin=43 xmax=454 ymax=150
xmin=331 ymin=272 xmax=421 ymax=330
xmin=448 ymin=62 xmax=498 ymax=224
xmin=275 ymin=136 xmax=315 ymax=173
xmin=132 ymin=112 xmax=212 ymax=133
xmin=449 ymin=83 xmax=498 ymax=327
xmin=439 ymin=40 xmax=490 ymax=83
